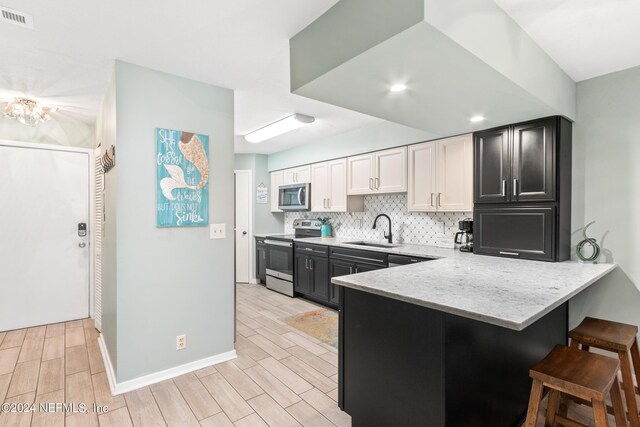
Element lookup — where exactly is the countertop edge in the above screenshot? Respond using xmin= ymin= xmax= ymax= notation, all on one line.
xmin=332 ymin=263 xmax=619 ymax=331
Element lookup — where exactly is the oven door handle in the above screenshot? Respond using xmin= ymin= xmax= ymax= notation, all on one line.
xmin=264 ymin=240 xmax=293 ymax=248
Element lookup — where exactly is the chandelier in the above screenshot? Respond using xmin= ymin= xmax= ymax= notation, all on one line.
xmin=2 ymin=97 xmax=56 ymax=127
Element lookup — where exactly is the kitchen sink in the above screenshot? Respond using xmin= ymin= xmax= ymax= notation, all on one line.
xmin=344 ymin=241 xmax=400 ymax=249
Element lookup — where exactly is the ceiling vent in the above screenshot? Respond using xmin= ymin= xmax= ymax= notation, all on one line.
xmin=0 ymin=6 xmax=34 ymax=29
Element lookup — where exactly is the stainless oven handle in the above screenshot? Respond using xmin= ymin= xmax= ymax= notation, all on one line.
xmin=264 ymin=240 xmax=293 ymax=247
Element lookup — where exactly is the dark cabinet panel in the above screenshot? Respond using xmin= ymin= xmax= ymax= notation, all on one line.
xmin=355 ymin=263 xmax=387 ymax=273
xmin=474 ymin=206 xmax=555 ymax=261
xmin=329 ymin=259 xmax=354 ymax=306
xmin=294 ymin=253 xmax=312 ymax=295
xmin=256 ymin=244 xmax=267 ymax=283
xmin=310 ymin=256 xmax=329 ymax=301
xmin=474 ymin=126 xmax=510 ymax=203
xmin=512 ymin=118 xmax=556 ymax=202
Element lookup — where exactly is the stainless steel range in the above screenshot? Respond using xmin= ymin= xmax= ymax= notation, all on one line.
xmin=265 ymin=219 xmax=321 ymax=297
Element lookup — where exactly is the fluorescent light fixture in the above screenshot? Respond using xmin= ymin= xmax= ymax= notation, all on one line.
xmin=470 ymin=115 xmax=485 ymax=123
xmin=244 ymin=114 xmax=315 ymax=143
xmin=390 ymin=84 xmax=407 ymax=93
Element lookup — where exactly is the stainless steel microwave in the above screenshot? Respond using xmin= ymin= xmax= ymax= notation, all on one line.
xmin=278 ymin=183 xmax=310 ymax=211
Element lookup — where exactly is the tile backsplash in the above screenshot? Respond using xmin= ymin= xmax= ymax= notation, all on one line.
xmin=285 ymin=194 xmax=472 ymax=247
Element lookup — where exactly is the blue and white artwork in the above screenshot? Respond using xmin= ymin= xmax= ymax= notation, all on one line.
xmin=156 ymin=128 xmax=209 ymax=227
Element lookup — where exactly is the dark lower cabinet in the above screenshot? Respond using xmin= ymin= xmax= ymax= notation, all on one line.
xmin=255 ymin=238 xmax=267 ymax=284
xmin=294 ymin=243 xmax=332 ymax=306
xmin=474 ymin=205 xmax=556 ymax=261
xmin=329 ymin=258 xmax=387 ymax=307
xmin=294 ymin=252 xmax=313 ymax=294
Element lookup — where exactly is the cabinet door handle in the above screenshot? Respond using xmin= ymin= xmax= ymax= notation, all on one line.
xmin=502 ymin=180 xmax=506 ymax=197
xmin=305 ymin=258 xmax=309 ymax=269
xmin=500 ymin=251 xmax=520 ymax=257
xmin=437 ymin=193 xmax=442 ymax=207
xmin=430 ymin=193 xmax=435 ymax=207
xmin=310 ymin=259 xmax=314 ymax=270
xmin=369 ymin=178 xmax=373 ymax=190
xmin=513 ymin=179 xmax=517 ymax=197
xmin=374 ymin=177 xmax=379 ymax=190
xmin=327 ymin=198 xmax=331 ymax=209
xmin=349 ymin=266 xmax=354 ymax=274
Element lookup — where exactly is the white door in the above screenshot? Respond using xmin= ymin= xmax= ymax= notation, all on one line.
xmin=235 ymin=170 xmax=251 ymax=283
xmin=408 ymin=142 xmax=437 ymax=212
xmin=347 ymin=153 xmax=374 ymax=195
xmin=436 ymin=134 xmax=473 ymax=212
xmin=375 ymin=146 xmax=407 ymax=193
xmin=0 ymin=144 xmax=90 ymax=331
xmin=310 ymin=162 xmax=329 ymax=212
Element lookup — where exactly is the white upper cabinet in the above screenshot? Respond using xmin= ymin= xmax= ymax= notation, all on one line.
xmin=283 ymin=165 xmax=311 ymax=185
xmin=310 ymin=162 xmax=329 ymax=212
xmin=311 ymin=158 xmax=364 ymax=212
xmin=408 ymin=134 xmax=473 ymax=212
xmin=270 ymin=170 xmax=283 ymax=212
xmin=408 ymin=142 xmax=437 ymax=211
xmin=347 ymin=147 xmax=407 ymax=195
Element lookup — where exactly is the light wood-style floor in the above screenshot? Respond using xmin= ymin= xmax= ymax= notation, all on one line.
xmin=0 ymin=282 xmax=628 ymax=426
xmin=0 ymin=283 xmax=348 ymax=426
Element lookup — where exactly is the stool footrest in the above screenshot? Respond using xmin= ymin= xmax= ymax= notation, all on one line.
xmin=555 ymin=414 xmax=589 ymax=427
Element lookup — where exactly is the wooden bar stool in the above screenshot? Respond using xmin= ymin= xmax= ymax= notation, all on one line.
xmin=524 ymin=345 xmax=627 ymax=427
xmin=570 ymin=317 xmax=640 ymax=427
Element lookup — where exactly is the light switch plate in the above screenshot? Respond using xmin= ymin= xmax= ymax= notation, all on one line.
xmin=210 ymin=224 xmax=226 ymax=239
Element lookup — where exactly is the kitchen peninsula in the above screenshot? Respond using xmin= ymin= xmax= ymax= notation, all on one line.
xmin=332 ymin=254 xmax=616 ymax=427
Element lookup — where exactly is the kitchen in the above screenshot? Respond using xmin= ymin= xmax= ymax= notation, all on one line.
xmin=1 ymin=0 xmax=639 ymax=426
xmin=235 ymin=1 xmax=640 ymax=425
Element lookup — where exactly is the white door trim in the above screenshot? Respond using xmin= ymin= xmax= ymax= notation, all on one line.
xmin=0 ymin=139 xmax=96 ymax=320
xmin=234 ymin=169 xmax=253 ymax=283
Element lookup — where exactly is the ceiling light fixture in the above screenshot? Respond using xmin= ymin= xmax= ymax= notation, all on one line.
xmin=244 ymin=114 xmax=315 ymax=143
xmin=470 ymin=115 xmax=485 ymax=123
xmin=390 ymin=84 xmax=407 ymax=93
xmin=2 ymin=97 xmax=57 ymax=127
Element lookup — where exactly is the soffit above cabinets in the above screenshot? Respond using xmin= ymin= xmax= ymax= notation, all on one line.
xmin=290 ymin=0 xmax=576 ymax=138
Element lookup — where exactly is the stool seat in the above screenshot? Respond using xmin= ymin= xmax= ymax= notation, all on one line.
xmin=525 ymin=345 xmax=627 ymax=427
xmin=570 ymin=316 xmax=638 ymax=352
xmin=531 ymin=345 xmax=620 ymax=401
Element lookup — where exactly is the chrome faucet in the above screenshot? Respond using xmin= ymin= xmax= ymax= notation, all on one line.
xmin=373 ymin=214 xmax=393 ymax=244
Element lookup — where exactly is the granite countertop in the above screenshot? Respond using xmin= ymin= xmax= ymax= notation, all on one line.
xmin=254 ymin=234 xmax=617 ymax=330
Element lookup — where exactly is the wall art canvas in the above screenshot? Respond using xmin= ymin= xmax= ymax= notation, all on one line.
xmin=156 ymin=128 xmax=209 ymax=227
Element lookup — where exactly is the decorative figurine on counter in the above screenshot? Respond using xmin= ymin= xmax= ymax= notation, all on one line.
xmin=576 ymin=221 xmax=601 ymax=263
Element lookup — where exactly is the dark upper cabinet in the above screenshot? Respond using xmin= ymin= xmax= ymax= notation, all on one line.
xmin=474 ymin=206 xmax=555 ymax=261
xmin=473 ymin=116 xmax=572 ymax=262
xmin=474 ymin=126 xmax=510 ymax=203
xmin=512 ymin=118 xmax=556 ymax=202
xmin=474 ymin=117 xmax=559 ymax=204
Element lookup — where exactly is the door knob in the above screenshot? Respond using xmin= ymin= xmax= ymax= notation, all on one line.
xmin=242 ymin=231 xmax=247 ymax=235
xmin=78 ymin=242 xmax=86 ymax=248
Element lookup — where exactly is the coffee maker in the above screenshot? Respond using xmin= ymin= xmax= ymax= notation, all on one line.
xmin=454 ymin=218 xmax=473 ymax=252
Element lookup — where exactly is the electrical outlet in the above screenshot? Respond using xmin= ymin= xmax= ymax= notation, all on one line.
xmin=176 ymin=334 xmax=186 ymax=350
xmin=210 ymin=224 xmax=226 ymax=239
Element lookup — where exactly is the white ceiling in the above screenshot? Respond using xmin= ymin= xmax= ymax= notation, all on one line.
xmin=0 ymin=0 xmax=382 ymax=154
xmin=495 ymin=0 xmax=640 ymax=82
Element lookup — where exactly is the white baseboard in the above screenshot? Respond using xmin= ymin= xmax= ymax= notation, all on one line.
xmin=248 ymin=278 xmax=260 ymax=285
xmin=97 ymin=334 xmax=236 ymax=395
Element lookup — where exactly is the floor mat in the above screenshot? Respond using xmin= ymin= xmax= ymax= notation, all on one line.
xmin=283 ymin=308 xmax=338 ymax=349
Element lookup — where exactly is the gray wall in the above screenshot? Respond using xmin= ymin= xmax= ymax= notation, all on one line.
xmin=111 ymin=61 xmax=235 ymax=382
xmin=96 ymin=73 xmax=118 ymax=367
xmin=268 ymin=121 xmax=437 ymax=171
xmin=568 ymin=65 xmax=640 ymax=339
